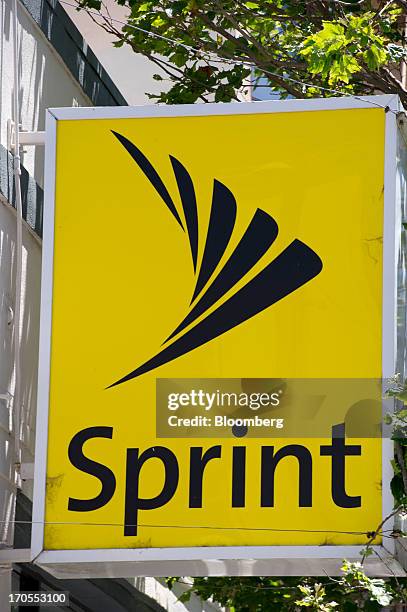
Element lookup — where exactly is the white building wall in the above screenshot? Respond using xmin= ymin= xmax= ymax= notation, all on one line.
xmin=0 ymin=0 xmax=91 ymax=187
xmin=0 ymin=0 xmax=92 ymax=543
xmin=61 ymin=0 xmax=167 ymax=106
xmin=0 ymin=196 xmax=41 ymax=515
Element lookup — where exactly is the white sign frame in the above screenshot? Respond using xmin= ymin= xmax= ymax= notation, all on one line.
xmin=31 ymin=94 xmax=404 ymax=577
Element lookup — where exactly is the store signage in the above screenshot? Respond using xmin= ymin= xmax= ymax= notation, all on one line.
xmin=32 ymin=97 xmax=399 ymax=574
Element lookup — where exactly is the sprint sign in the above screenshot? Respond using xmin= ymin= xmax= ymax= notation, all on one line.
xmin=35 ymin=100 xmax=391 ymax=554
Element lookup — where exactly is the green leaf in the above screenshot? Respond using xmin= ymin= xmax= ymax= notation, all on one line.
xmin=137 ymin=2 xmax=151 ymax=11
xmin=391 ymin=473 xmax=407 ymax=505
xmin=169 ymin=49 xmax=189 ymax=67
xmin=364 ymin=45 xmax=387 ymax=70
xmin=151 ymin=15 xmax=166 ymax=27
xmin=397 ymin=390 xmax=407 ymax=403
xmin=178 ymin=591 xmax=191 ymax=603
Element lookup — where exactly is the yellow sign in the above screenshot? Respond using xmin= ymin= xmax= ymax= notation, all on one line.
xmin=38 ymin=101 xmax=390 ymax=555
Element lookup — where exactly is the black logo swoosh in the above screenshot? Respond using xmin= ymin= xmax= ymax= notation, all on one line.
xmin=108 ymin=132 xmax=323 ymax=388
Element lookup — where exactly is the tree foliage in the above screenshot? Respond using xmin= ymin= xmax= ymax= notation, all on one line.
xmin=384 ymin=375 xmax=407 ymax=506
xmin=76 ymin=0 xmax=407 ymax=104
xmin=167 ymin=561 xmax=406 ymax=611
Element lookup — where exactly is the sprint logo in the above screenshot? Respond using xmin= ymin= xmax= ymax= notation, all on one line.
xmin=109 ymin=132 xmax=323 ymax=387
